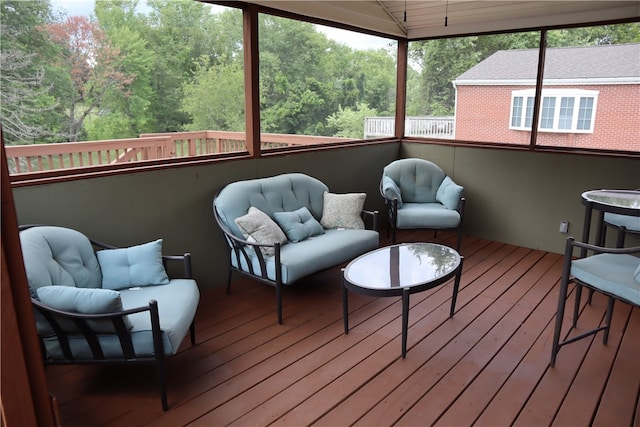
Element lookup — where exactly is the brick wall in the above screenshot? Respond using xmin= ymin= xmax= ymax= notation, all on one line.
xmin=455 ymin=84 xmax=640 ymax=151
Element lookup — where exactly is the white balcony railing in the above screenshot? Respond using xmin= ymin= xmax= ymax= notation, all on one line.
xmin=364 ymin=116 xmax=454 ymax=139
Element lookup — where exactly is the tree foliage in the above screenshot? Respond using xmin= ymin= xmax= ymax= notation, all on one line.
xmin=326 ymin=103 xmax=379 ymax=139
xmin=88 ymin=0 xmax=155 ymax=139
xmin=0 ymin=0 xmax=60 ymax=144
xmin=47 ymin=15 xmax=136 ymax=141
xmin=182 ymin=59 xmax=245 ymax=132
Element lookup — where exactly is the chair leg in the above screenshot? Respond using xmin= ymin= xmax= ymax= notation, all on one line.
xmin=603 ymin=297 xmax=615 ymax=345
xmin=226 ymin=268 xmax=233 ymax=295
xmin=149 ymin=301 xmax=169 ymax=411
xmin=551 ymin=237 xmax=574 ymax=367
xmin=276 ymin=282 xmax=283 ymax=325
xmin=550 ymin=274 xmax=570 ymax=367
xmin=616 ymin=227 xmax=626 ymax=248
xmin=455 ymin=227 xmax=462 ymax=251
xmin=156 ymin=355 xmax=168 ymax=411
xmin=189 ymin=321 xmax=196 ymax=346
xmin=572 ymin=283 xmax=582 ymax=328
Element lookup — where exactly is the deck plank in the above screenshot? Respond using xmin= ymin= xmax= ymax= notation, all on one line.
xmin=551 ymin=300 xmax=633 ymax=426
xmin=590 ymin=307 xmax=640 ymax=427
xmin=40 ymin=231 xmax=639 ymax=427
xmin=512 ymin=291 xmax=611 ymax=426
xmin=431 ymin=252 xmax=562 ymax=427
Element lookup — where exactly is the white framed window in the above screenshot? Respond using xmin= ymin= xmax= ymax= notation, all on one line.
xmin=510 ymin=89 xmax=598 ymax=133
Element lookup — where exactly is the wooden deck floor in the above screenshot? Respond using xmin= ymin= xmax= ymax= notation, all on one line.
xmin=45 ymin=230 xmax=640 ymax=426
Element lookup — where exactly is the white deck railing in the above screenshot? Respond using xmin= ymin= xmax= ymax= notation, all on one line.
xmin=364 ymin=116 xmax=454 ymax=139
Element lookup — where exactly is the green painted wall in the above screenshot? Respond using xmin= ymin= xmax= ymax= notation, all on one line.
xmin=12 ymin=141 xmax=638 ymax=289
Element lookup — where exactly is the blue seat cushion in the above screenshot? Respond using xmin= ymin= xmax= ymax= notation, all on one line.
xmin=571 ymin=253 xmax=640 ymax=305
xmin=40 ymin=278 xmax=200 ymax=359
xmin=231 ymin=229 xmax=379 ymax=284
xmin=396 ymin=203 xmax=461 ymax=229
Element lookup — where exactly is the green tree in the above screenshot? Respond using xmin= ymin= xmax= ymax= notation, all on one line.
xmin=0 ymin=0 xmax=62 ymax=144
xmin=548 ymin=23 xmax=640 ymax=47
xmin=259 ymin=16 xmax=335 ymax=135
xmin=89 ymin=0 xmax=155 ymax=139
xmin=326 ymin=102 xmax=378 ymax=139
xmin=47 ymin=16 xmax=136 ymax=141
xmin=181 ymin=58 xmax=245 ymax=132
xmin=258 ymin=15 xmax=397 ymax=136
xmin=144 ymin=0 xmax=222 ymax=132
xmin=351 ymin=49 xmax=396 ymax=115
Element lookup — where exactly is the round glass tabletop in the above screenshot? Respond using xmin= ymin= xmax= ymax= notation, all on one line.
xmin=581 ymin=189 xmax=640 ymax=210
xmin=343 ymin=243 xmax=461 ymax=291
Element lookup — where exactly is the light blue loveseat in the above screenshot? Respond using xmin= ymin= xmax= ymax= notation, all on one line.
xmin=19 ymin=225 xmax=200 ymax=411
xmin=213 ymin=173 xmax=379 ymax=324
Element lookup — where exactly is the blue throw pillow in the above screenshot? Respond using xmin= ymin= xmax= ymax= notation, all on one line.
xmin=37 ymin=285 xmax=123 ymax=313
xmin=97 ymin=239 xmax=170 ymax=290
xmin=382 ymin=175 xmax=403 ymax=207
xmin=274 ymin=207 xmax=325 ymax=243
xmin=436 ymin=176 xmax=463 ymax=210
xmin=36 ymin=285 xmax=132 ymax=333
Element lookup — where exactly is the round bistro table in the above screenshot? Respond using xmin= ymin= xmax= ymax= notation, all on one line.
xmin=342 ymin=242 xmax=463 ymax=358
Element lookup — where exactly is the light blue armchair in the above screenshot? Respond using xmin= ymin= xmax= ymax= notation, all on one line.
xmin=19 ymin=225 xmax=200 ymax=411
xmin=380 ymin=158 xmax=465 ymax=250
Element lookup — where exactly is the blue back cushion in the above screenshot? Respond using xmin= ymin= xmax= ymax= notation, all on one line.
xmin=383 ymin=159 xmax=445 ymax=203
xmin=20 ymin=226 xmax=102 ymax=293
xmin=214 ymin=173 xmax=329 ymax=239
xmin=97 ymin=239 xmax=170 ymax=290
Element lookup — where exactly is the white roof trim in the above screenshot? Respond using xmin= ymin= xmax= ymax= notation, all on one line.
xmin=453 ymin=77 xmax=640 ymax=86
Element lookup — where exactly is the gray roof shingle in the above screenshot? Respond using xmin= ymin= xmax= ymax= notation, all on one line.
xmin=455 ymin=43 xmax=640 ymax=81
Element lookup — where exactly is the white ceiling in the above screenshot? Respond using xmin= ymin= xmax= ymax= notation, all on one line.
xmin=246 ymin=1 xmax=640 ymax=39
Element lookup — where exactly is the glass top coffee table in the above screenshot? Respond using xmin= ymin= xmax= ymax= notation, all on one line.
xmin=342 ymin=243 xmax=463 ymax=358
